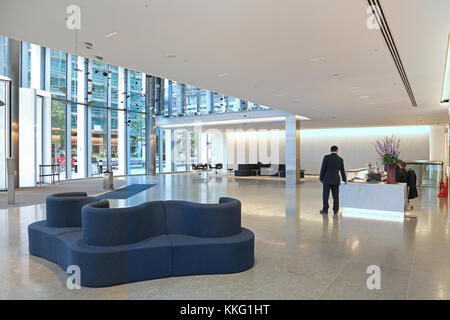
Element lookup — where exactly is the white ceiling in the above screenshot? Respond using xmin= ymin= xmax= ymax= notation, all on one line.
xmin=0 ymin=0 xmax=448 ymax=128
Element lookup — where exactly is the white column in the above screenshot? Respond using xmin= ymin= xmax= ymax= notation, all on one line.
xmin=30 ymin=44 xmax=41 ymax=89
xmin=285 ymin=115 xmax=301 ymax=184
xmin=18 ymin=88 xmax=36 ymax=187
xmin=429 ymin=125 xmax=446 ymax=162
xmin=117 ymin=67 xmax=126 ymax=175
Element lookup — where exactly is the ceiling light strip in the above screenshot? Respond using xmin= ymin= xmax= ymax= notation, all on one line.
xmin=367 ymin=0 xmax=417 ymax=107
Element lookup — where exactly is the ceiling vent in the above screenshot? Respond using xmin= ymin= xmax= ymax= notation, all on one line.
xmin=367 ymin=0 xmax=417 ymax=106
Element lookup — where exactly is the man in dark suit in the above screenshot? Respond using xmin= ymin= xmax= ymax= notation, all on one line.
xmin=319 ymin=146 xmax=347 ymax=215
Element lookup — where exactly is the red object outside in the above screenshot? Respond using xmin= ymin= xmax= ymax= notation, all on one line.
xmin=52 ymin=157 xmax=77 ymax=167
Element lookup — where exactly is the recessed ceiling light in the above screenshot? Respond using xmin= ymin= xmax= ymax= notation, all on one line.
xmin=360 ymin=95 xmax=369 ymax=99
xmin=310 ymin=57 xmax=326 ymax=62
xmin=166 ymin=53 xmax=176 ymax=58
xmin=105 ymin=32 xmax=118 ymax=38
xmin=218 ymin=73 xmax=230 ymax=77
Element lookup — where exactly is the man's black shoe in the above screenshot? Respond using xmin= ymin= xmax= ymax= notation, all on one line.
xmin=320 ymin=210 xmax=328 ymax=215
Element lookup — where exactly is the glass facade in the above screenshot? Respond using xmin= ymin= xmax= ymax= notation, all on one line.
xmin=50 ymin=49 xmax=67 ymax=98
xmin=156 ymin=81 xmax=266 ymax=117
xmin=0 ymin=34 xmax=273 ymax=180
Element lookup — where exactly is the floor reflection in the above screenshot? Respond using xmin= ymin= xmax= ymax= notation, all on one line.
xmin=0 ymin=174 xmax=448 ymax=299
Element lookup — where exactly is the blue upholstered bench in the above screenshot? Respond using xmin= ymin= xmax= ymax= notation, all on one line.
xmin=28 ymin=194 xmax=254 ymax=287
xmin=28 ymin=192 xmax=102 ymax=263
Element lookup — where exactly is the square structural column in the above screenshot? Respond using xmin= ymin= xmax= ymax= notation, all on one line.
xmin=285 ymin=115 xmax=301 ymax=184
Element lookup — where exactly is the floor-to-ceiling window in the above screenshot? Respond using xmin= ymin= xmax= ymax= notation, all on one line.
xmin=248 ymin=102 xmax=270 ymax=111
xmin=91 ymin=107 xmax=107 ymax=176
xmin=50 ymin=49 xmax=67 ymax=179
xmin=185 ymin=85 xmax=198 ymax=116
xmin=50 ymin=49 xmax=67 ymax=98
xmin=171 ymin=81 xmax=183 ymax=116
xmin=129 ymin=111 xmax=146 ymax=174
xmin=70 ymin=55 xmax=86 ymax=178
xmin=198 ymin=89 xmax=211 ymax=115
xmin=226 ymin=96 xmax=241 ymax=112
xmin=51 ymin=100 xmax=66 ymax=178
xmin=213 ymin=93 xmax=226 ymax=113
xmin=91 ymin=61 xmax=108 ymax=107
xmin=70 ymin=104 xmax=78 ymax=177
xmin=110 ymin=65 xmax=120 ymax=174
xmin=129 ymin=71 xmax=146 ymax=174
xmin=90 ymin=61 xmax=108 ymax=175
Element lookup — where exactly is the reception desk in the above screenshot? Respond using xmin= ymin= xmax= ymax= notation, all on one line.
xmin=340 ymin=182 xmax=407 ymax=220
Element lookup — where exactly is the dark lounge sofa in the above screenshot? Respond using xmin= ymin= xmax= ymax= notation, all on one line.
xmin=234 ymin=164 xmax=259 ymax=176
xmin=234 ymin=163 xmax=304 ymax=178
xmin=234 ymin=163 xmax=284 ymax=177
xmin=28 ymin=193 xmax=254 ymax=287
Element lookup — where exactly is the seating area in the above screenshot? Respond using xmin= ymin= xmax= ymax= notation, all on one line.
xmin=28 ymin=192 xmax=255 ymax=287
xmin=234 ymin=163 xmax=305 ymax=178
xmin=192 ymin=163 xmax=223 ymax=174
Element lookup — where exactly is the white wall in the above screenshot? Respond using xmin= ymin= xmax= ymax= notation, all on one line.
xmin=300 ymin=126 xmax=430 ymax=174
xmin=223 ymin=125 xmax=431 ymax=174
xmin=226 ymin=129 xmax=285 ymax=169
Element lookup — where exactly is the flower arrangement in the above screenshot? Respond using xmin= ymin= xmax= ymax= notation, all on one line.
xmin=375 ymin=135 xmax=400 ymax=165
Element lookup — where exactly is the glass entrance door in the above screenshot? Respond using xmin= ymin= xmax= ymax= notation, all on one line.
xmin=0 ymin=79 xmax=10 ymax=190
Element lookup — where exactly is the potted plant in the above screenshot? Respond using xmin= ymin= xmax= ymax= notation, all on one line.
xmin=375 ymin=135 xmax=400 ymax=184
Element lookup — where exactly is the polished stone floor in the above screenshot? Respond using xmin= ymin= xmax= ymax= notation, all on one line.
xmin=0 ymin=173 xmax=448 ymax=300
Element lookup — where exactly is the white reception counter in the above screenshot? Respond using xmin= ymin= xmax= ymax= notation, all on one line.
xmin=340 ymin=182 xmax=407 ymax=218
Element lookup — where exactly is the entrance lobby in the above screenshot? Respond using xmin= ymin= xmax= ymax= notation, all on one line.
xmin=0 ymin=0 xmax=449 ymax=305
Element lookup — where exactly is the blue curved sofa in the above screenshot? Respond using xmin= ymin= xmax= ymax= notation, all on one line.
xmin=28 ymin=194 xmax=254 ymax=287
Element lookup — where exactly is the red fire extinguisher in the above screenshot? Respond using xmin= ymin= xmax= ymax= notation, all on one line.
xmin=438 ymin=176 xmax=448 ymax=198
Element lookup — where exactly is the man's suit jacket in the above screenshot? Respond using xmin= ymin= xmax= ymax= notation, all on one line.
xmin=319 ymin=153 xmax=347 ymax=185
